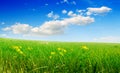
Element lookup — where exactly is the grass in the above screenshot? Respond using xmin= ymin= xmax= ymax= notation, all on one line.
xmin=0 ymin=38 xmax=120 ymax=73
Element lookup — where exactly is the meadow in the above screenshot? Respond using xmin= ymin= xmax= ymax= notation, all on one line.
xmin=0 ymin=38 xmax=120 ymax=73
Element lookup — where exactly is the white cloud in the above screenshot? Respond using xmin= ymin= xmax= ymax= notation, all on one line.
xmin=63 ymin=0 xmax=68 ymax=3
xmin=76 ymin=9 xmax=86 ymax=15
xmin=38 ymin=16 xmax=94 ymax=35
xmin=61 ymin=0 xmax=77 ymax=5
xmin=53 ymin=15 xmax=59 ymax=20
xmin=86 ymin=11 xmax=92 ymax=16
xmin=76 ymin=10 xmax=85 ymax=13
xmin=47 ymin=11 xmax=53 ymax=18
xmin=3 ymin=23 xmax=32 ymax=34
xmin=68 ymin=11 xmax=77 ymax=17
xmin=62 ymin=10 xmax=67 ymax=14
xmin=94 ymin=36 xmax=120 ymax=43
xmin=47 ymin=11 xmax=59 ymax=19
xmin=59 ymin=0 xmax=76 ymax=5
xmin=31 ymin=20 xmax=66 ymax=35
xmin=2 ymin=27 xmax=11 ymax=31
xmin=87 ymin=6 xmax=112 ymax=15
xmin=62 ymin=15 xmax=94 ymax=25
xmin=3 ymin=15 xmax=94 ymax=36
xmin=2 ymin=6 xmax=112 ymax=37
xmin=60 ymin=0 xmax=69 ymax=4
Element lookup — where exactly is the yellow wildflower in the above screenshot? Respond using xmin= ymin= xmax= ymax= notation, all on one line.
xmin=63 ymin=49 xmax=67 ymax=53
xmin=19 ymin=51 xmax=24 ymax=55
xmin=57 ymin=48 xmax=61 ymax=51
xmin=16 ymin=49 xmax=25 ymax=56
xmin=51 ymin=52 xmax=56 ymax=55
xmin=16 ymin=48 xmax=21 ymax=52
xmin=12 ymin=46 xmax=25 ymax=56
xmin=82 ymin=45 xmax=89 ymax=50
xmin=58 ymin=48 xmax=67 ymax=52
xmin=12 ymin=46 xmax=20 ymax=49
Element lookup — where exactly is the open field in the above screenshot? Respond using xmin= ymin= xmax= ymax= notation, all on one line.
xmin=0 ymin=38 xmax=120 ymax=73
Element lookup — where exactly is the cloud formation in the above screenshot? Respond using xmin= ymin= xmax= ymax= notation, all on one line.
xmin=3 ymin=6 xmax=111 ymax=36
xmin=3 ymin=23 xmax=32 ymax=34
xmin=87 ymin=6 xmax=112 ymax=15
xmin=68 ymin=11 xmax=77 ymax=17
xmin=62 ymin=10 xmax=67 ymax=14
xmin=3 ymin=15 xmax=94 ymax=36
xmin=59 ymin=0 xmax=76 ymax=5
xmin=47 ymin=11 xmax=59 ymax=19
xmin=63 ymin=0 xmax=68 ymax=3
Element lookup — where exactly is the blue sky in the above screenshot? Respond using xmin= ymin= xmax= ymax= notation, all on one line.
xmin=0 ymin=0 xmax=120 ymax=42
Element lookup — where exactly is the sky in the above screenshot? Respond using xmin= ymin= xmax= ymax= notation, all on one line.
xmin=0 ymin=0 xmax=120 ymax=42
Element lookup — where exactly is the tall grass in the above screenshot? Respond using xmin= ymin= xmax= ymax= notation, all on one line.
xmin=0 ymin=38 xmax=120 ymax=73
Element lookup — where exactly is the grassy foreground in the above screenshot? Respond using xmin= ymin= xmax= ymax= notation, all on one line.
xmin=0 ymin=38 xmax=120 ymax=73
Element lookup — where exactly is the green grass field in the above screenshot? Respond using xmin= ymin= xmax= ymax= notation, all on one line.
xmin=0 ymin=38 xmax=120 ymax=73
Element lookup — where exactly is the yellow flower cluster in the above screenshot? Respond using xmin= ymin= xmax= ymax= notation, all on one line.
xmin=49 ymin=48 xmax=67 ymax=59
xmin=12 ymin=46 xmax=25 ymax=56
xmin=57 ymin=48 xmax=67 ymax=56
xmin=49 ymin=52 xmax=56 ymax=59
xmin=81 ymin=45 xmax=89 ymax=50
xmin=51 ymin=52 xmax=56 ymax=55
xmin=58 ymin=48 xmax=67 ymax=52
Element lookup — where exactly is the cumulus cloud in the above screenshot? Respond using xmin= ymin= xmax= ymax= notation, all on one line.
xmin=3 ymin=23 xmax=32 ymax=34
xmin=68 ymin=11 xmax=77 ymax=17
xmin=2 ymin=6 xmax=112 ymax=36
xmin=94 ymin=36 xmax=120 ymax=43
xmin=87 ymin=6 xmax=112 ymax=15
xmin=62 ymin=10 xmax=67 ymax=14
xmin=76 ymin=10 xmax=85 ymax=13
xmin=3 ymin=15 xmax=94 ymax=36
xmin=47 ymin=11 xmax=59 ymax=19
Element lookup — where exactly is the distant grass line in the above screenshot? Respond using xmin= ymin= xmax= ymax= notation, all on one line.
xmin=0 ymin=38 xmax=120 ymax=73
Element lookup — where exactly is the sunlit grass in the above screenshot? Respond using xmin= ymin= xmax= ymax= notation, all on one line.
xmin=0 ymin=38 xmax=120 ymax=73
